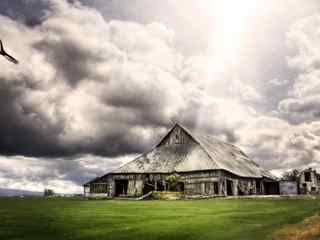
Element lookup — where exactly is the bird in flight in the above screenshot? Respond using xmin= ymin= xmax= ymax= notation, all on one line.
xmin=0 ymin=40 xmax=19 ymax=64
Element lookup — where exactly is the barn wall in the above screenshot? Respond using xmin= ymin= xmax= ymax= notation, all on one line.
xmin=279 ymin=181 xmax=298 ymax=195
xmin=184 ymin=177 xmax=220 ymax=195
xmin=84 ymin=184 xmax=109 ymax=198
xmin=181 ymin=170 xmax=222 ymax=195
xmin=85 ymin=170 xmax=269 ymax=198
xmin=237 ymin=179 xmax=257 ymax=195
xmin=180 ymin=170 xmax=260 ymax=196
xmin=221 ymin=170 xmax=260 ymax=196
xmin=109 ymin=174 xmax=145 ymax=197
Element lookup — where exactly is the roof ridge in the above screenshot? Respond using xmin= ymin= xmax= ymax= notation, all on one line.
xmin=176 ymin=124 xmax=221 ymax=169
xmin=113 ymin=123 xmax=220 ymax=173
xmin=176 ymin=124 xmax=261 ymax=172
xmin=178 ymin=123 xmax=233 ymax=147
xmin=178 ymin=124 xmax=276 ymax=179
xmin=99 ymin=123 xmax=276 ymax=179
xmin=110 ymin=151 xmax=149 ymax=174
xmin=112 ymin=124 xmax=182 ymax=174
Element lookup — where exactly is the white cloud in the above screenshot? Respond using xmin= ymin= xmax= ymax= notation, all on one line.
xmin=0 ymin=154 xmax=135 ymax=193
xmin=238 ymin=117 xmax=320 ymax=172
xmin=279 ymin=15 xmax=320 ymax=121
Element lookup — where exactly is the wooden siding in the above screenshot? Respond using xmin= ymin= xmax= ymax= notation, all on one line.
xmin=158 ymin=125 xmax=195 ymax=146
xmin=85 ymin=170 xmax=268 ymax=197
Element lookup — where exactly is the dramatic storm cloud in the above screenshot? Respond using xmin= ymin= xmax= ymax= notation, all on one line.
xmin=0 ymin=0 xmax=183 ymax=158
xmin=1 ymin=0 xmax=320 ymax=192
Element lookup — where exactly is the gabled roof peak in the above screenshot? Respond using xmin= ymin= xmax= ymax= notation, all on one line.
xmin=110 ymin=123 xmax=276 ymax=179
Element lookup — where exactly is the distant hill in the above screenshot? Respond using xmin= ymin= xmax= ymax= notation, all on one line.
xmin=0 ymin=188 xmax=43 ymax=197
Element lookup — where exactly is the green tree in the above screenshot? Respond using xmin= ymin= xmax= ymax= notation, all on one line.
xmin=166 ymin=174 xmax=182 ymax=191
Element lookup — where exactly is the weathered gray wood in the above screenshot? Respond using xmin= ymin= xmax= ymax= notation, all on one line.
xmin=84 ymin=124 xmax=279 ymax=198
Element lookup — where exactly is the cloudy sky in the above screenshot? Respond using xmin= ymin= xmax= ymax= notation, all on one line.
xmin=1 ymin=0 xmax=320 ymax=193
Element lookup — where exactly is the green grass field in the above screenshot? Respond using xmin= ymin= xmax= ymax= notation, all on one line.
xmin=0 ymin=198 xmax=320 ymax=240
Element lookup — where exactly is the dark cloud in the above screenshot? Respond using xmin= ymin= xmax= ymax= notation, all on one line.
xmin=0 ymin=76 xmax=65 ymax=157
xmin=0 ymin=0 xmax=185 ymax=158
xmin=34 ymin=40 xmax=100 ymax=87
xmin=0 ymin=0 xmax=49 ymax=26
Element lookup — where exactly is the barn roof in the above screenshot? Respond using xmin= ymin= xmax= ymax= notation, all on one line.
xmin=83 ymin=176 xmax=103 ymax=186
xmin=111 ymin=124 xmax=275 ymax=179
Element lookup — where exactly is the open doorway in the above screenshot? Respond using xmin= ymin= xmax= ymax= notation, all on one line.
xmin=143 ymin=180 xmax=155 ymax=195
xmin=226 ymin=180 xmax=233 ymax=196
xmin=177 ymin=182 xmax=184 ymax=192
xmin=156 ymin=181 xmax=165 ymax=191
xmin=264 ymin=181 xmax=279 ymax=195
xmin=115 ymin=180 xmax=128 ymax=196
xmin=256 ymin=179 xmax=261 ymax=194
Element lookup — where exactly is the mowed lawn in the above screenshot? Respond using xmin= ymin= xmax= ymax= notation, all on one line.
xmin=0 ymin=198 xmax=320 ymax=240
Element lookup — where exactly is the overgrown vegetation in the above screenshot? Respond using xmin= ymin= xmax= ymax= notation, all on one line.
xmin=150 ymin=191 xmax=183 ymax=200
xmin=165 ymin=173 xmax=183 ymax=191
xmin=274 ymin=214 xmax=320 ymax=240
xmin=0 ymin=197 xmax=320 ymax=240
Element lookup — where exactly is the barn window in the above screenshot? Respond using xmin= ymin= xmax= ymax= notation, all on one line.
xmin=305 ymin=172 xmax=311 ymax=182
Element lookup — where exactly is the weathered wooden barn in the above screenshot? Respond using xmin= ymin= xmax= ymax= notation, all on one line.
xmin=299 ymin=168 xmax=320 ymax=194
xmin=84 ymin=124 xmax=278 ymax=198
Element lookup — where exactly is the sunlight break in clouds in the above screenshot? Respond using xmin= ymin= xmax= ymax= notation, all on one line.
xmin=205 ymin=0 xmax=260 ymax=60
